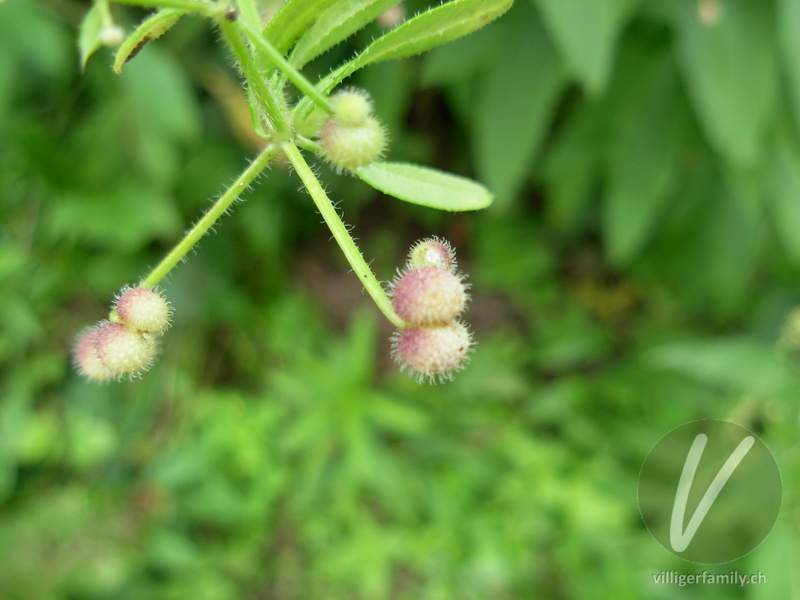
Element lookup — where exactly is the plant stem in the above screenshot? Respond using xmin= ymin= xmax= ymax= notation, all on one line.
xmin=294 ymin=135 xmax=322 ymax=153
xmin=233 ymin=0 xmax=261 ymax=29
xmin=97 ymin=0 xmax=115 ymax=27
xmin=236 ymin=20 xmax=332 ymax=114
xmin=292 ymin=62 xmax=350 ymax=127
xmin=221 ymin=21 xmax=290 ymax=138
xmin=139 ymin=143 xmax=279 ymax=289
xmin=111 ymin=0 xmax=220 ymax=16
xmin=281 ymin=142 xmax=406 ymax=329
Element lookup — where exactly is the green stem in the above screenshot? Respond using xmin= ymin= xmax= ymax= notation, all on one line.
xmin=292 ymin=62 xmax=351 ymax=127
xmin=236 ymin=20 xmax=332 ymax=114
xmin=233 ymin=0 xmax=261 ymax=29
xmin=220 ymin=21 xmax=290 ymax=138
xmin=97 ymin=0 xmax=115 ymax=27
xmin=139 ymin=144 xmax=279 ymax=289
xmin=294 ymin=135 xmax=322 ymax=153
xmin=281 ymin=142 xmax=406 ymax=329
xmin=111 ymin=0 xmax=220 ymax=16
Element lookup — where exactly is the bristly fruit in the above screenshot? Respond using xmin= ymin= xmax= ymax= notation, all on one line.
xmin=114 ymin=286 xmax=172 ymax=334
xmin=319 ymin=116 xmax=387 ymax=171
xmin=407 ymin=237 xmax=456 ymax=272
xmin=74 ymin=326 xmax=114 ymax=383
xmin=93 ymin=321 xmax=157 ymax=379
xmin=392 ymin=321 xmax=474 ymax=384
xmin=330 ymin=88 xmax=374 ymax=126
xmin=391 ymin=266 xmax=468 ymax=326
xmin=391 ymin=237 xmax=474 ymax=384
xmin=319 ymin=87 xmax=387 ymax=171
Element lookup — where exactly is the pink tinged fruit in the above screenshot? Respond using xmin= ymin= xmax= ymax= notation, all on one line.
xmin=74 ymin=327 xmax=114 ymax=382
xmin=392 ymin=321 xmax=473 ymax=383
xmin=114 ymin=287 xmax=171 ymax=334
xmin=376 ymin=4 xmax=405 ymax=29
xmin=391 ymin=266 xmax=468 ymax=326
xmin=407 ymin=237 xmax=456 ymax=272
xmin=94 ymin=321 xmax=157 ymax=378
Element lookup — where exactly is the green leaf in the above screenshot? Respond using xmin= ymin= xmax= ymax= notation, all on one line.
xmin=540 ymin=101 xmax=606 ymax=233
xmin=474 ymin=3 xmax=566 ymax=206
xmin=777 ymin=0 xmax=800 ymax=137
xmin=78 ymin=1 xmax=106 ymax=70
xmin=534 ymin=0 xmax=638 ymax=94
xmin=120 ymin=46 xmax=201 ymax=143
xmin=112 ymin=8 xmax=185 ymax=74
xmin=290 ymin=0 xmax=397 ymax=68
xmin=635 ymin=154 xmax=713 ymax=312
xmin=0 ymin=0 xmax=72 ymax=78
xmin=645 ymin=337 xmax=792 ymax=394
xmin=765 ymin=129 xmax=800 ymax=266
xmin=355 ymin=162 xmax=493 ymax=211
xmin=45 ymin=186 xmax=182 ymax=252
xmin=603 ymin=42 xmax=688 ymax=266
xmin=263 ymin=0 xmax=338 ymax=55
xmin=351 ymin=0 xmax=513 ymax=70
xmin=421 ymin=20 xmax=506 ymax=86
xmin=233 ymin=0 xmax=261 ymax=30
xmin=674 ymin=0 xmax=777 ymax=166
xmin=704 ymin=179 xmax=763 ymax=316
xmin=294 ymin=0 xmax=513 ymax=121
xmin=0 ymin=45 xmax=16 ymax=125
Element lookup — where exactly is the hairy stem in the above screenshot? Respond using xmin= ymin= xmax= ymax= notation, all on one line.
xmin=97 ymin=0 xmax=115 ymax=27
xmin=139 ymin=143 xmax=279 ymax=289
xmin=281 ymin=142 xmax=406 ymax=329
xmin=111 ymin=0 xmax=220 ymax=16
xmin=236 ymin=20 xmax=332 ymax=115
xmin=220 ymin=21 xmax=290 ymax=138
xmin=233 ymin=0 xmax=261 ymax=29
xmin=294 ymin=135 xmax=322 ymax=153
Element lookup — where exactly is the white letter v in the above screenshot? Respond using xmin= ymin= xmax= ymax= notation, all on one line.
xmin=669 ymin=433 xmax=755 ymax=552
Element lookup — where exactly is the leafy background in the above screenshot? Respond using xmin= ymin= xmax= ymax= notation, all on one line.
xmin=2 ymin=0 xmax=800 ymax=598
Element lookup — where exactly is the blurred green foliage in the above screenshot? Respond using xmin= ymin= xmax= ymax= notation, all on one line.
xmin=1 ymin=0 xmax=799 ymax=598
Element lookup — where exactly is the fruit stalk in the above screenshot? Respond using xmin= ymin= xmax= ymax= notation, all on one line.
xmin=281 ymin=141 xmax=406 ymax=329
xmin=139 ymin=143 xmax=279 ymax=289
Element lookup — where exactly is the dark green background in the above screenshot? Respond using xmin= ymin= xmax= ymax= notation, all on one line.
xmin=1 ymin=0 xmax=799 ymax=598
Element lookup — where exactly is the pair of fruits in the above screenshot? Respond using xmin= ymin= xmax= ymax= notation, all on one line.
xmin=319 ymin=88 xmax=387 ymax=171
xmin=391 ymin=238 xmax=473 ymax=383
xmin=74 ymin=287 xmax=171 ymax=382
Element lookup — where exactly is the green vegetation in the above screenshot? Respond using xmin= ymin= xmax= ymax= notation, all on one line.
xmin=1 ymin=0 xmax=799 ymax=598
